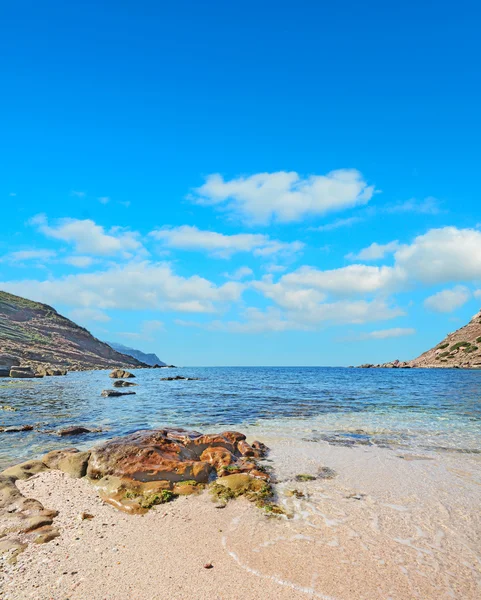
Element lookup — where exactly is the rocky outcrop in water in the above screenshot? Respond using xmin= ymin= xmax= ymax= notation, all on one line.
xmin=0 ymin=290 xmax=147 ymax=372
xmin=113 ymin=380 xmax=137 ymax=387
xmin=9 ymin=366 xmax=37 ymax=378
xmin=160 ymin=375 xmax=199 ymax=381
xmin=101 ymin=389 xmax=136 ymax=397
xmin=357 ymin=360 xmax=411 ymax=369
xmin=109 ymin=369 xmax=135 ymax=379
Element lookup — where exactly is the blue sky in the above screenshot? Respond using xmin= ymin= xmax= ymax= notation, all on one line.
xmin=1 ymin=1 xmax=480 ymax=365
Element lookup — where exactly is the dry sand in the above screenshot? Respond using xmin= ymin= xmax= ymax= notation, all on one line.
xmin=2 ymin=436 xmax=481 ymax=600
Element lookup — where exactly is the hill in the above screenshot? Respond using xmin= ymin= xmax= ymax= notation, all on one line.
xmin=107 ymin=341 xmax=166 ymax=367
xmin=409 ymin=309 xmax=481 ymax=368
xmin=0 ymin=290 xmax=146 ymax=371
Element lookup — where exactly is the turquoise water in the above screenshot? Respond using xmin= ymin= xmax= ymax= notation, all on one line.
xmin=1 ymin=367 xmax=481 ymax=468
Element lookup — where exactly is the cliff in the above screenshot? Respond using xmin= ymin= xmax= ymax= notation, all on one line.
xmin=107 ymin=342 xmax=166 ymax=367
xmin=0 ymin=290 xmax=146 ymax=371
xmin=409 ymin=309 xmax=481 ymax=368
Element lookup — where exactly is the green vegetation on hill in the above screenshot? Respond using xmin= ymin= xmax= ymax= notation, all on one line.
xmin=0 ymin=290 xmax=146 ymax=371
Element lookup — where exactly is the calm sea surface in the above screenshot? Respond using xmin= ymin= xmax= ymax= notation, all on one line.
xmin=1 ymin=367 xmax=481 ymax=469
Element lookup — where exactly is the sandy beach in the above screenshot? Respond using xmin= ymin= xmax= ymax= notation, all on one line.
xmin=2 ymin=434 xmax=481 ymax=600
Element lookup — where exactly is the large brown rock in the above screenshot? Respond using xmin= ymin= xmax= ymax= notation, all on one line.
xmin=109 ymin=369 xmax=135 ymax=379
xmin=2 ymin=459 xmax=49 ymax=481
xmin=87 ymin=428 xmax=268 ymax=485
xmin=1 ymin=428 xmax=270 ymax=523
xmin=87 ymin=429 xmax=212 ymax=484
xmin=42 ymin=448 xmax=91 ymax=478
xmin=200 ymin=446 xmax=236 ymax=470
xmin=86 ymin=428 xmax=269 ymax=514
xmin=0 ymin=468 xmax=59 ymax=561
xmin=9 ymin=366 xmax=38 ymax=378
xmin=36 ymin=365 xmax=67 ymax=376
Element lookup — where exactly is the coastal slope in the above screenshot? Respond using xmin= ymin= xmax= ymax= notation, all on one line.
xmin=410 ymin=308 xmax=481 ymax=368
xmin=0 ymin=290 xmax=145 ymax=370
xmin=107 ymin=341 xmax=166 ymax=367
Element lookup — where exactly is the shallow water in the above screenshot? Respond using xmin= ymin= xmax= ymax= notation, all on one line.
xmin=1 ymin=366 xmax=481 ymax=468
xmin=2 ymin=367 xmax=481 ymax=599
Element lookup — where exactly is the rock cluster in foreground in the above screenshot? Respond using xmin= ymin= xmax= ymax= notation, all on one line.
xmin=0 ymin=428 xmax=271 ymax=562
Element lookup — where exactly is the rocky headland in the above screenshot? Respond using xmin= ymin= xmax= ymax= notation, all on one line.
xmin=0 ymin=291 xmax=147 ymax=374
xmin=359 ymin=308 xmax=481 ymax=369
xmin=106 ymin=341 xmax=166 ymax=367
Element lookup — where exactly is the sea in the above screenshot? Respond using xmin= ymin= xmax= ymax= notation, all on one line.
xmin=1 ymin=366 xmax=480 ymax=469
xmin=2 ymin=367 xmax=481 ymax=598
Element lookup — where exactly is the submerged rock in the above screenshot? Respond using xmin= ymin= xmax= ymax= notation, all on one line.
xmin=317 ymin=466 xmax=337 ymax=479
xmin=160 ymin=375 xmax=199 ymax=381
xmin=113 ymin=380 xmax=137 ymax=387
xmin=0 ymin=424 xmax=34 ymax=433
xmin=101 ymin=389 xmax=136 ymax=397
xmin=57 ymin=426 xmax=99 ymax=436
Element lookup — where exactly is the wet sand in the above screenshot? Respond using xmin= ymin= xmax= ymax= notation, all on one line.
xmin=2 ymin=436 xmax=481 ymax=600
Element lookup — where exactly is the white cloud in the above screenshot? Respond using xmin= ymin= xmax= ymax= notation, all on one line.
xmin=394 ymin=227 xmax=481 ymax=284
xmin=30 ymin=215 xmax=144 ymax=257
xmin=118 ymin=319 xmax=164 ymax=340
xmin=70 ymin=191 xmax=86 ymax=198
xmin=387 ymin=197 xmax=441 ymax=215
xmin=0 ymin=261 xmax=244 ymax=314
xmin=311 ymin=216 xmax=364 ymax=231
xmin=223 ymin=267 xmax=254 ymax=280
xmin=276 ymin=264 xmax=402 ymax=296
xmin=263 ymin=264 xmax=287 ymax=273
xmin=3 ymin=249 xmax=56 ymax=263
xmin=193 ymin=169 xmax=375 ymax=224
xmin=178 ymin=307 xmax=304 ymax=333
xmin=63 ymin=256 xmax=95 ymax=268
xmin=424 ymin=286 xmax=471 ymax=313
xmin=69 ymin=307 xmax=111 ymax=323
xmin=346 ymin=241 xmax=400 ymax=261
xmin=345 ymin=227 xmax=481 ymax=287
xmin=360 ymin=327 xmax=416 ymax=340
xmin=474 ymin=290 xmax=481 ymax=300
xmin=98 ymin=196 xmax=110 ymax=204
xmin=178 ymin=299 xmax=404 ymax=333
xmin=150 ymin=225 xmax=303 ymax=258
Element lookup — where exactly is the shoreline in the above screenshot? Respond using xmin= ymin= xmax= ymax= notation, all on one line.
xmin=2 ymin=433 xmax=481 ymax=599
